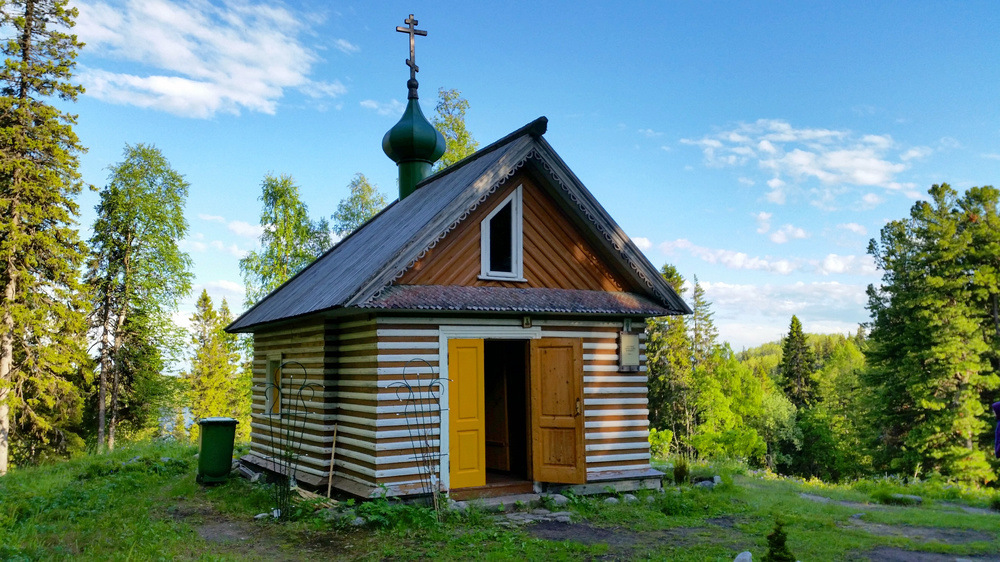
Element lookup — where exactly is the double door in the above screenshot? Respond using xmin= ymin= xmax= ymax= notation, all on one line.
xmin=448 ymin=338 xmax=585 ymax=489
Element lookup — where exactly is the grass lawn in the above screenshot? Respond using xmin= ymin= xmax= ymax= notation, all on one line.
xmin=1 ymin=441 xmax=998 ymax=561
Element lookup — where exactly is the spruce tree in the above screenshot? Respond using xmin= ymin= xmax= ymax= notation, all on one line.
xmin=185 ymin=291 xmax=245 ymax=441
xmin=779 ymin=315 xmax=816 ymax=408
xmin=866 ymin=184 xmax=998 ymax=481
xmin=0 ymin=0 xmax=89 ymax=473
xmin=646 ymin=264 xmax=694 ymax=452
xmin=689 ymin=276 xmax=718 ymax=369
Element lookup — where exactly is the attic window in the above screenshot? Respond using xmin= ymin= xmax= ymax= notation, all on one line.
xmin=480 ymin=185 xmax=524 ymax=281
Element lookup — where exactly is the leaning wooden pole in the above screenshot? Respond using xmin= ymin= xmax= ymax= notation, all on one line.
xmin=326 ymin=423 xmax=338 ymax=497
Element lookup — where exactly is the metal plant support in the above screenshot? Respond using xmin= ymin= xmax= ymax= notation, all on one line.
xmin=390 ymin=359 xmax=446 ymax=511
xmin=260 ymin=359 xmax=322 ymax=518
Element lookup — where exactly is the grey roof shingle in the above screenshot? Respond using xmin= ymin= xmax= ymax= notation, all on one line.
xmin=362 ymin=285 xmax=675 ymax=316
xmin=228 ymin=117 xmax=689 ymax=333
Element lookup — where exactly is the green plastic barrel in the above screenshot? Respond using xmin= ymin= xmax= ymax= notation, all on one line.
xmin=196 ymin=417 xmax=238 ymax=484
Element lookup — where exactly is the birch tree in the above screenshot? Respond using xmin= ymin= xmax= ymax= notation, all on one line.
xmin=87 ymin=143 xmax=192 ymax=451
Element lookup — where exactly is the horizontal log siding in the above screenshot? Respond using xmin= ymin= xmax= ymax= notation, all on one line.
xmin=249 ymin=319 xmax=340 ymax=482
xmin=372 ymin=316 xmax=651 ymax=487
xmin=538 ymin=319 xmax=652 ymax=475
xmin=251 ymin=314 xmax=651 ymax=493
xmin=397 ymin=172 xmax=634 ymax=293
xmin=371 ymin=317 xmax=443 ymax=490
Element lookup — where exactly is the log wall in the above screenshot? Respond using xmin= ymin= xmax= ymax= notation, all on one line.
xmin=248 ymin=314 xmax=651 ymax=496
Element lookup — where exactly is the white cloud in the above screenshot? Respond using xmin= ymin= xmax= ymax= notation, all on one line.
xmin=171 ymin=309 xmax=193 ymax=331
xmin=682 ymin=119 xmax=924 ymax=208
xmin=179 ymin=237 xmax=207 ymax=252
xmin=333 ymin=38 xmax=359 ymax=54
xmin=198 ymin=214 xmax=225 ymax=223
xmin=982 ymin=153 xmax=1000 ymax=161
xmin=900 ymin=146 xmax=932 ymax=161
xmin=738 ymin=177 xmax=755 ymax=187
xmin=638 ymin=128 xmax=663 ymax=138
xmin=75 ymin=0 xmax=344 ymax=118
xmin=210 ymin=240 xmax=247 ymax=258
xmin=631 ymin=236 xmax=652 ymax=251
xmin=203 ymin=279 xmax=244 ymax=296
xmin=361 ymin=99 xmax=406 ymax=116
xmin=860 ymin=192 xmax=883 ymax=208
xmin=837 ymin=222 xmax=867 ymax=235
xmin=769 ymin=224 xmax=808 ymax=244
xmin=766 ymin=177 xmax=787 ymax=204
xmin=814 ymin=253 xmax=877 ymax=276
xmin=699 ymin=279 xmax=869 ymax=348
xmin=659 ymin=238 xmax=799 ymax=274
xmin=227 ymin=220 xmax=264 ymax=239
xmin=754 ymin=211 xmax=772 ymax=233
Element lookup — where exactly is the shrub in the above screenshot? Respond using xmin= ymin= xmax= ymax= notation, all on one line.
xmin=673 ymin=456 xmax=689 ymax=485
xmin=648 ymin=428 xmax=673 ymax=459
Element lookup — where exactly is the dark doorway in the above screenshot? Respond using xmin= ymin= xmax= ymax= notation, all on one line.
xmin=484 ymin=339 xmax=528 ymax=480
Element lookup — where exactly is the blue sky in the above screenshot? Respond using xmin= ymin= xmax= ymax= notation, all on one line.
xmin=69 ymin=1 xmax=999 ymax=349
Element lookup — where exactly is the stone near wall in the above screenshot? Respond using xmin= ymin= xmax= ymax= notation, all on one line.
xmin=604 ymin=497 xmax=620 ymax=505
xmin=695 ymin=480 xmax=716 ymax=489
xmin=547 ymin=494 xmax=570 ymax=507
xmin=734 ymin=551 xmax=753 ymax=562
xmin=623 ymin=494 xmax=638 ymax=503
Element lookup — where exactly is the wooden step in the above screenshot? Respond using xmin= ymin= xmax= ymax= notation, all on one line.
xmin=450 ymin=480 xmax=534 ymax=500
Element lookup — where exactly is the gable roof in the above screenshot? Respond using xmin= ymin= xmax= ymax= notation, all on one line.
xmin=228 ymin=117 xmax=690 ymax=333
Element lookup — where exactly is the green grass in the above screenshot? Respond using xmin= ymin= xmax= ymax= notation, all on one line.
xmin=1 ymin=441 xmax=998 ymax=561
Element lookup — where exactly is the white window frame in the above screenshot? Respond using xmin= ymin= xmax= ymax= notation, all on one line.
xmin=479 ymin=185 xmax=525 ymax=281
xmin=265 ymin=353 xmax=282 ymax=415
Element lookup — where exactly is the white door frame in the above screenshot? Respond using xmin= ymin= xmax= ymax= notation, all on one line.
xmin=438 ymin=325 xmax=541 ymax=490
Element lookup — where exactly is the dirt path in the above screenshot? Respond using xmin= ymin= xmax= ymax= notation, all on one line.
xmin=164 ymin=500 xmax=367 ymax=561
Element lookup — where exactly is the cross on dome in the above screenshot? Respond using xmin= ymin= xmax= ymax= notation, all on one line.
xmin=396 ymin=13 xmax=427 ymax=97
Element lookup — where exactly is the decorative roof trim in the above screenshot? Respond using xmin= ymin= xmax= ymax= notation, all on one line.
xmin=365 ymin=148 xmax=539 ymax=304
xmin=533 ymin=155 xmax=671 ymax=306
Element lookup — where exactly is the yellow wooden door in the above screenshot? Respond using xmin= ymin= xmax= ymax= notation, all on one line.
xmin=530 ymin=338 xmax=585 ymax=484
xmin=449 ymin=338 xmax=486 ymax=489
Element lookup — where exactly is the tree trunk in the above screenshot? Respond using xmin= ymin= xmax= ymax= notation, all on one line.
xmin=97 ymin=300 xmax=112 ymax=453
xmin=0 ymin=279 xmax=15 ymax=475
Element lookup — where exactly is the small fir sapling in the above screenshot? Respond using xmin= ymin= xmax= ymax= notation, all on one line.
xmin=762 ymin=518 xmax=796 ymax=562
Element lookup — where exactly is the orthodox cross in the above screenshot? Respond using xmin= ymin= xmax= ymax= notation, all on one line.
xmin=396 ymin=14 xmax=426 ymax=83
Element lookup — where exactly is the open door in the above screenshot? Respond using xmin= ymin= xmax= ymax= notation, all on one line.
xmin=448 ymin=339 xmax=486 ymax=489
xmin=530 ymin=338 xmax=585 ymax=484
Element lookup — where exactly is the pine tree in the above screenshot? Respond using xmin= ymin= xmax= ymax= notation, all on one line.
xmin=779 ymin=315 xmax=816 ymax=408
xmin=87 ymin=143 xmax=192 ymax=451
xmin=239 ymin=173 xmax=330 ymax=308
xmin=332 ymin=173 xmax=387 ymax=237
xmin=185 ymin=291 xmax=244 ymax=441
xmin=0 ymin=0 xmax=89 ymax=473
xmin=432 ymin=88 xmax=478 ymax=169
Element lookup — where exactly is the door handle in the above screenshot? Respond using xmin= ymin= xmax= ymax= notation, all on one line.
xmin=575 ymin=398 xmax=581 ymax=416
